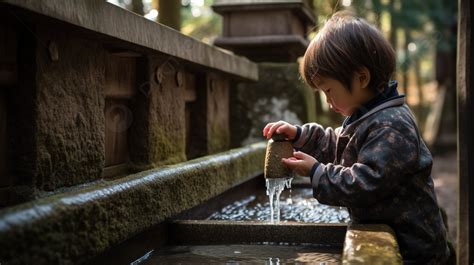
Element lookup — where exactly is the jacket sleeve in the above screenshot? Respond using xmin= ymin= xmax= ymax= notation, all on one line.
xmin=311 ymin=126 xmax=424 ymax=208
xmin=292 ymin=123 xmax=341 ymax=164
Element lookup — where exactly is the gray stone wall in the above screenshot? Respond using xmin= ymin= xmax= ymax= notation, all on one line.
xmin=35 ymin=30 xmax=106 ymax=191
xmin=0 ymin=15 xmax=252 ymax=206
xmin=230 ymin=63 xmax=316 ymax=147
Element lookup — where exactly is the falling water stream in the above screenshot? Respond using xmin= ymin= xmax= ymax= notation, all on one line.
xmin=265 ymin=177 xmax=293 ymax=223
xmin=208 ymin=183 xmax=350 ymax=223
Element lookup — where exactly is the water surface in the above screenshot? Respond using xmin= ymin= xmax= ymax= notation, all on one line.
xmin=208 ymin=187 xmax=350 ymax=223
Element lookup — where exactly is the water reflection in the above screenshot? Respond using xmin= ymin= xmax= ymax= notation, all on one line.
xmin=148 ymin=244 xmax=341 ymax=264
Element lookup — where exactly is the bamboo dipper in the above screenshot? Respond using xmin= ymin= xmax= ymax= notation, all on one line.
xmin=264 ymin=133 xmax=294 ymax=179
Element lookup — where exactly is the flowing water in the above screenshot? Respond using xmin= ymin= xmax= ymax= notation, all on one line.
xmin=208 ymin=186 xmax=350 ymax=223
xmin=265 ymin=178 xmax=293 ymax=223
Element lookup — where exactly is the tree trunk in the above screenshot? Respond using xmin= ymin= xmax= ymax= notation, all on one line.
xmin=373 ymin=0 xmax=382 ymax=28
xmin=457 ymin=1 xmax=472 ymax=262
xmin=158 ymin=0 xmax=181 ymax=31
xmin=414 ymin=57 xmax=424 ymax=126
xmin=131 ymin=0 xmax=144 ymax=16
xmin=430 ymin=15 xmax=458 ymax=152
xmin=388 ymin=0 xmax=398 ymax=49
xmin=401 ymin=28 xmax=411 ymax=96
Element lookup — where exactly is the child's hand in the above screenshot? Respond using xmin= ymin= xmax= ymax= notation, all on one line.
xmin=282 ymin=151 xmax=317 ymax=176
xmin=262 ymin=121 xmax=297 ymax=140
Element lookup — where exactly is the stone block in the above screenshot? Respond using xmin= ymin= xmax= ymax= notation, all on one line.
xmin=342 ymin=224 xmax=403 ymax=264
xmin=34 ymin=29 xmax=106 ymax=190
xmin=230 ymin=62 xmax=316 ymax=147
xmin=130 ymin=55 xmax=187 ymax=169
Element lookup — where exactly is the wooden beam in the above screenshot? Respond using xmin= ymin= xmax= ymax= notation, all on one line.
xmin=0 ymin=90 xmax=6 ymax=186
xmin=457 ymin=0 xmax=472 ymax=263
xmin=158 ymin=0 xmax=181 ymax=31
xmin=104 ymin=99 xmax=131 ymax=168
xmin=105 ymin=55 xmax=137 ymax=98
xmin=0 ymin=24 xmax=17 ymax=87
xmin=104 ymin=55 xmax=137 ymax=174
xmin=184 ymin=72 xmax=196 ymax=102
xmin=0 ymin=24 xmax=13 ymax=186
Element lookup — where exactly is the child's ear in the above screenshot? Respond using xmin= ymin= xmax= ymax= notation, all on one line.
xmin=358 ymin=67 xmax=371 ymax=88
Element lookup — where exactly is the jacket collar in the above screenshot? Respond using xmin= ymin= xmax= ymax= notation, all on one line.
xmin=343 ymin=80 xmax=402 ymax=128
xmin=340 ymin=96 xmax=406 ymax=136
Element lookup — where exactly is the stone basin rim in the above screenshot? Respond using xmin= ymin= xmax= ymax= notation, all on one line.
xmin=0 ymin=142 xmax=267 ymax=230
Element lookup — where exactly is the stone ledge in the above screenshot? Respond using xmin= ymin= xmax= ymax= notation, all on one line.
xmin=1 ymin=0 xmax=258 ymax=81
xmin=342 ymin=224 xmax=403 ymax=265
xmin=0 ymin=142 xmax=266 ymax=265
xmin=171 ymin=220 xmax=347 ymax=246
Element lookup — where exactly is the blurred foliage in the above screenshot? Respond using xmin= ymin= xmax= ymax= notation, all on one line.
xmin=181 ymin=0 xmax=221 ymax=44
xmin=310 ymin=0 xmax=457 ymax=82
xmin=116 ymin=0 xmax=457 ymax=94
xmin=116 ymin=0 xmax=457 ymax=61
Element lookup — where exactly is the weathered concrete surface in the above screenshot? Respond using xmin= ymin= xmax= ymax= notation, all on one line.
xmin=129 ymin=55 xmax=187 ymax=171
xmin=230 ymin=63 xmax=316 ymax=147
xmin=0 ymin=142 xmax=265 ymax=265
xmin=35 ymin=30 xmax=106 ymax=190
xmin=342 ymin=224 xmax=403 ymax=265
xmin=171 ymin=220 xmax=347 ymax=246
xmin=0 ymin=0 xmax=258 ymax=81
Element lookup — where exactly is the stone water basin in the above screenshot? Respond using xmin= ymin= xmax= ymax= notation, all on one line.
xmin=90 ymin=176 xmax=349 ymax=264
xmin=90 ymin=220 xmax=347 ymax=264
xmin=89 ymin=174 xmax=402 ymax=264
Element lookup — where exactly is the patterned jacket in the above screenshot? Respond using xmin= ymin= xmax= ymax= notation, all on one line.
xmin=293 ymin=96 xmax=451 ymax=264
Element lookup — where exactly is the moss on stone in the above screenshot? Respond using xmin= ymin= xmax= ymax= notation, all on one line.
xmin=145 ymin=55 xmax=187 ymax=168
xmin=148 ymin=126 xmax=186 ymax=166
xmin=208 ymin=125 xmax=230 ymax=155
xmin=0 ymin=142 xmax=265 ymax=265
xmin=34 ymin=30 xmax=106 ymax=190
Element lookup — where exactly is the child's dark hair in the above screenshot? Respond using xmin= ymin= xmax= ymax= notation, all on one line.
xmin=300 ymin=11 xmax=396 ymax=93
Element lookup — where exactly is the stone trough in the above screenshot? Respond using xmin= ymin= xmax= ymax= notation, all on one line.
xmin=87 ymin=145 xmax=402 ymax=264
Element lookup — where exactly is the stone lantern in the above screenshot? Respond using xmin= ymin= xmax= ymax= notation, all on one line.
xmin=212 ymin=1 xmax=319 ymax=148
xmin=212 ymin=0 xmax=316 ymax=62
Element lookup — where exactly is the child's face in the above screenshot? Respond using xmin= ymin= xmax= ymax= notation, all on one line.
xmin=313 ymin=71 xmax=374 ymax=116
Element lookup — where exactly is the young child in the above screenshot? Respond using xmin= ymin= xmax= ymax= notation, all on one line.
xmin=263 ymin=11 xmax=452 ymax=264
